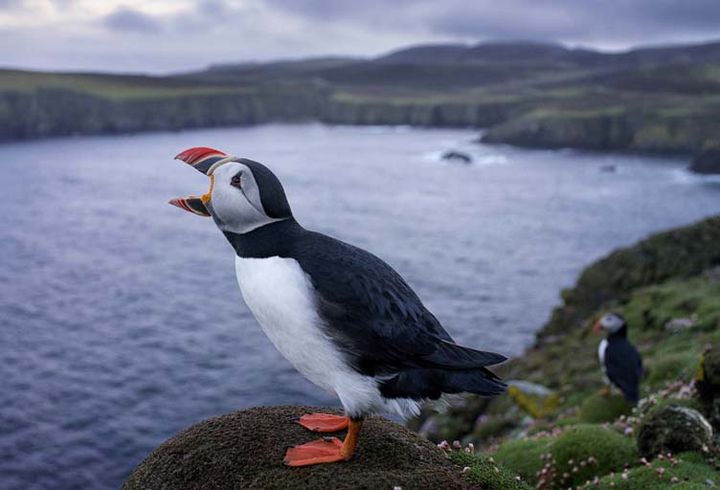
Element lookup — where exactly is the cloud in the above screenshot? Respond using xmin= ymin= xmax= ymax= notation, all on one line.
xmin=0 ymin=0 xmax=719 ymax=73
xmin=263 ymin=0 xmax=720 ymax=47
xmin=103 ymin=7 xmax=161 ymax=34
xmin=0 ymin=0 xmax=23 ymax=9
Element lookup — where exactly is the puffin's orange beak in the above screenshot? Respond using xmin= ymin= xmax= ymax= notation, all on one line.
xmin=168 ymin=196 xmax=211 ymax=217
xmin=168 ymin=175 xmax=213 ymax=217
xmin=592 ymin=320 xmax=603 ymax=334
xmin=169 ymin=146 xmax=228 ymax=217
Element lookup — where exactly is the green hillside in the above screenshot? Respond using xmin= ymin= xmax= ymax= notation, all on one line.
xmin=2 ymin=40 xmax=720 ymax=163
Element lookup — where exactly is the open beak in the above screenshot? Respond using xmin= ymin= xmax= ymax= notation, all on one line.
xmin=169 ymin=146 xmax=230 ymax=217
xmin=591 ymin=320 xmax=603 ymax=334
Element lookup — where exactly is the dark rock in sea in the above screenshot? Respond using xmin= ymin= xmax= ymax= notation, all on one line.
xmin=689 ymin=148 xmax=720 ymax=175
xmin=637 ymin=404 xmax=713 ymax=458
xmin=600 ymin=164 xmax=617 ymax=173
xmin=122 ymin=405 xmax=473 ymax=490
xmin=442 ymin=151 xmax=473 ymax=163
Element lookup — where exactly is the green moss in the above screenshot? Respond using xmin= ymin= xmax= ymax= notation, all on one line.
xmin=450 ymin=452 xmax=532 ymax=490
xmin=493 ymin=437 xmax=552 ymax=484
xmin=550 ymin=424 xmax=639 ymax=487
xmin=579 ymin=393 xmax=633 ymax=423
xmin=623 ymin=277 xmax=720 ymax=334
xmin=645 ymin=352 xmax=699 ymax=387
xmin=642 ymin=397 xmax=704 ymax=416
xmin=590 ymin=452 xmax=718 ymax=489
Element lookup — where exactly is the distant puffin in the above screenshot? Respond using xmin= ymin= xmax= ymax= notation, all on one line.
xmin=592 ymin=313 xmax=643 ymax=404
xmin=169 ymin=147 xmax=507 ymax=466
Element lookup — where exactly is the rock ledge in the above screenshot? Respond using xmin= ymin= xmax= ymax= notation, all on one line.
xmin=123 ymin=405 xmax=473 ymax=490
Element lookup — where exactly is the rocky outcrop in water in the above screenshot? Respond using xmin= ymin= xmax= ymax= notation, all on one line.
xmin=442 ymin=150 xmax=473 ymax=163
xmin=122 ymin=405 xmax=473 ymax=490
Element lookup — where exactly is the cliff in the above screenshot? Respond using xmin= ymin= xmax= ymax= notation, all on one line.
xmin=3 ymin=39 xmax=720 ymax=161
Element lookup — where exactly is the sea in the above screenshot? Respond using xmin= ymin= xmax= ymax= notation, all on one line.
xmin=1 ymin=123 xmax=719 ymax=489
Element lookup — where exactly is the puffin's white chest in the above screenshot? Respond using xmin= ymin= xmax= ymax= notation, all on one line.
xmin=233 ymin=256 xmax=344 ymax=393
xmin=598 ymin=339 xmax=608 ymax=369
xmin=598 ymin=338 xmax=611 ymax=386
xmin=233 ymin=255 xmax=421 ymax=419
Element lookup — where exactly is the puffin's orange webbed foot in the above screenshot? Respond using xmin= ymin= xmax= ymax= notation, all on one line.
xmin=297 ymin=413 xmax=349 ymax=432
xmin=284 ymin=438 xmax=346 ymax=466
xmin=285 ymin=418 xmax=363 ymax=467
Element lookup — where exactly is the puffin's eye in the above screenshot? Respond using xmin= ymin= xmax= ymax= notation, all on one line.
xmin=231 ymin=174 xmax=242 ymax=187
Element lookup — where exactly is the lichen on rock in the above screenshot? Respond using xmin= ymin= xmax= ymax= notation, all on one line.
xmin=636 ymin=404 xmax=713 ymax=459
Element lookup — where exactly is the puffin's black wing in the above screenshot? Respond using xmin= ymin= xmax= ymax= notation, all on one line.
xmin=291 ymin=231 xmax=507 ymax=398
xmin=605 ymin=339 xmax=643 ymax=403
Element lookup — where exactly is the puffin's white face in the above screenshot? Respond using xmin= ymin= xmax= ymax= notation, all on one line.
xmin=208 ymin=162 xmax=281 ymax=234
xmin=593 ymin=313 xmax=625 ymax=334
xmin=170 ymin=148 xmax=293 ymax=235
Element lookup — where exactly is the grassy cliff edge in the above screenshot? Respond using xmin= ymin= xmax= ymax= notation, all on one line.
xmin=412 ymin=215 xmax=720 ymax=489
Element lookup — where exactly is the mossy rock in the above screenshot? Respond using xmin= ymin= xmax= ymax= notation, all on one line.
xmin=123 ymin=405 xmax=474 ymax=490
xmin=579 ymin=393 xmax=633 ymax=423
xmin=507 ymin=381 xmax=561 ymax=418
xmin=550 ymin=424 xmax=638 ymax=488
xmin=493 ymin=437 xmax=552 ymax=484
xmin=637 ymin=404 xmax=714 ymax=459
xmin=591 ymin=451 xmax=719 ymax=489
xmin=451 ymin=451 xmax=532 ymax=490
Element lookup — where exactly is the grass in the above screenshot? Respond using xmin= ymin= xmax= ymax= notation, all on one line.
xmin=0 ymin=69 xmax=252 ymax=99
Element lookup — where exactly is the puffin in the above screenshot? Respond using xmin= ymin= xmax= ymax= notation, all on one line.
xmin=592 ymin=313 xmax=643 ymax=404
xmin=169 ymin=147 xmax=507 ymax=467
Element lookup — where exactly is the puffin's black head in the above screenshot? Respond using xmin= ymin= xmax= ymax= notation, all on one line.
xmin=170 ymin=147 xmax=292 ymax=234
xmin=592 ymin=313 xmax=626 ymax=335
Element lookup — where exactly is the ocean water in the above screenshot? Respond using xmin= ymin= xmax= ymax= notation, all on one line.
xmin=1 ymin=123 xmax=718 ymax=489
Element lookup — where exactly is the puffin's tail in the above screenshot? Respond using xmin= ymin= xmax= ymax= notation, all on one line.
xmin=378 ymin=340 xmax=507 ymax=400
xmin=379 ymin=366 xmax=507 ymax=400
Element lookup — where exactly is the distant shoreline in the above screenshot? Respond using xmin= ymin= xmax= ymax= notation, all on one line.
xmin=2 ymin=37 xmax=719 ymax=173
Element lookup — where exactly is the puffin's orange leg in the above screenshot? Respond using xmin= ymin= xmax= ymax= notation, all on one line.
xmin=297 ymin=413 xmax=349 ymax=432
xmin=284 ymin=418 xmax=363 ymax=467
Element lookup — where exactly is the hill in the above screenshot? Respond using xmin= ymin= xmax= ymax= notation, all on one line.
xmin=2 ymin=39 xmax=720 ymax=168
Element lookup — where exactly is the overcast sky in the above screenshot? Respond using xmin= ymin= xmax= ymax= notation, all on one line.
xmin=1 ymin=0 xmax=719 ymax=74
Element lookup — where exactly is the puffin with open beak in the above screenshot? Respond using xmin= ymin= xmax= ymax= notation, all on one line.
xmin=170 ymin=147 xmax=507 ymax=467
xmin=592 ymin=313 xmax=643 ymax=404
